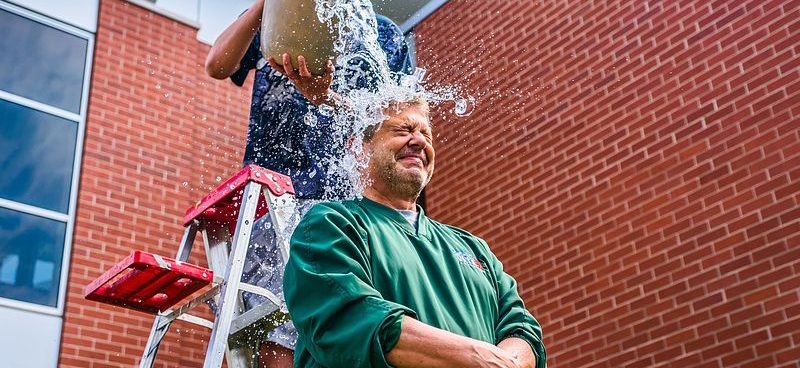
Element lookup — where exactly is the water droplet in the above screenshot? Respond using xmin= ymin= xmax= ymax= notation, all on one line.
xmin=182 ymin=181 xmax=188 ymax=187
xmin=413 ymin=67 xmax=427 ymax=83
xmin=454 ymin=96 xmax=475 ymax=117
xmin=216 ymin=176 xmax=222 ymax=182
xmin=318 ymin=104 xmax=334 ymax=117
xmin=400 ymin=74 xmax=416 ymax=88
xmin=304 ymin=112 xmax=318 ymax=127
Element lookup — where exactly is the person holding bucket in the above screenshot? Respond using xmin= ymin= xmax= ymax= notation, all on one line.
xmin=205 ymin=1 xmax=412 ymax=366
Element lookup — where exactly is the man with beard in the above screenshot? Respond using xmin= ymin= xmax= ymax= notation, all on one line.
xmin=206 ymin=2 xmax=412 ymax=366
xmin=283 ymin=97 xmax=547 ymax=368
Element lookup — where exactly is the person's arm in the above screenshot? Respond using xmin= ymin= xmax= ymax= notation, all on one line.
xmin=498 ymin=337 xmax=537 ymax=368
xmin=205 ymin=0 xmax=264 ymax=79
xmin=488 ymin=244 xmax=547 ymax=368
xmin=386 ymin=316 xmax=522 ymax=368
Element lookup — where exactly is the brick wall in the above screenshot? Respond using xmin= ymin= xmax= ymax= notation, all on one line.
xmin=416 ymin=1 xmax=798 ymax=367
xmin=60 ymin=0 xmax=251 ymax=366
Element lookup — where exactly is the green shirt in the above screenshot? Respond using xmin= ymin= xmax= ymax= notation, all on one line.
xmin=284 ymin=198 xmax=546 ymax=367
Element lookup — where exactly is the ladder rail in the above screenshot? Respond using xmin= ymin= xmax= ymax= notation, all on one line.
xmin=201 ymin=209 xmax=254 ymax=368
xmin=264 ymin=186 xmax=297 ymax=265
xmin=139 ymin=223 xmax=199 ymax=368
xmin=157 ymin=283 xmax=222 ymax=329
xmin=154 ymin=280 xmax=277 ymax=330
xmin=204 ymin=181 xmax=263 ymax=368
xmin=201 ymin=218 xmax=233 ymax=314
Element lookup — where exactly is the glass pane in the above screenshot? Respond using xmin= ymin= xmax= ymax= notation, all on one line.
xmin=0 ymin=8 xmax=87 ymax=113
xmin=0 ymin=207 xmax=66 ymax=307
xmin=0 ymin=99 xmax=77 ymax=213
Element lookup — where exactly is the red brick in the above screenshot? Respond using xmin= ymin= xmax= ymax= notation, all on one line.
xmin=54 ymin=0 xmax=792 ymax=366
xmin=61 ymin=0 xmax=249 ymax=366
xmin=721 ymin=347 xmax=757 ymax=367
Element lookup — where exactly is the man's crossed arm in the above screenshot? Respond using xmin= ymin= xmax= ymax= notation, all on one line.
xmin=386 ymin=316 xmax=536 ymax=368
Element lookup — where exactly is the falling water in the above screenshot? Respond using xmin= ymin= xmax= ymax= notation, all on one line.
xmin=311 ymin=0 xmax=474 ymax=202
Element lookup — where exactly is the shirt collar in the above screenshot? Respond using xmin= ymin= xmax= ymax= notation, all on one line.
xmin=357 ymin=197 xmax=430 ymax=238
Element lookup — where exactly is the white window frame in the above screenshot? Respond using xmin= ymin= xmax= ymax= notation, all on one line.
xmin=398 ymin=0 xmax=448 ymax=33
xmin=0 ymin=0 xmax=93 ymax=317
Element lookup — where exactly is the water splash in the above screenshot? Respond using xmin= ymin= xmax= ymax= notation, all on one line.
xmin=304 ymin=111 xmax=318 ymax=127
xmin=313 ymin=0 xmax=473 ymax=201
xmin=454 ymin=96 xmax=475 ymax=117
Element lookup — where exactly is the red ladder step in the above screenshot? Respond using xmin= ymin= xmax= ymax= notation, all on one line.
xmin=84 ymin=250 xmax=214 ymax=314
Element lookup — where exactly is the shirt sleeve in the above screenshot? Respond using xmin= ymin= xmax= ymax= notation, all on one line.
xmin=488 ymin=247 xmax=547 ymax=368
xmin=375 ymin=14 xmax=413 ymax=74
xmin=284 ymin=203 xmax=415 ymax=367
xmin=229 ymin=30 xmax=262 ymax=86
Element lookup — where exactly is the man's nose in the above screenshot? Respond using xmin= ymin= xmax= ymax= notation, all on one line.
xmin=407 ymin=130 xmax=427 ymax=149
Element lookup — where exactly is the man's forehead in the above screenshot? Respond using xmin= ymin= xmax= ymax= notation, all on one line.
xmin=384 ymin=108 xmax=432 ymax=130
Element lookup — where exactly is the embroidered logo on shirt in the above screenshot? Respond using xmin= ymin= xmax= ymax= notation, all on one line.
xmin=452 ymin=249 xmax=485 ymax=271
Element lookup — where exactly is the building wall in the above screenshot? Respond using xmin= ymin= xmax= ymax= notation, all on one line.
xmin=60 ymin=0 xmax=251 ymax=366
xmin=415 ymin=1 xmax=799 ymax=367
xmin=10 ymin=0 xmax=99 ymax=32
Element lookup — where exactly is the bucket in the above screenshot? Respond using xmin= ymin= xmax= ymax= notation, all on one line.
xmin=261 ymin=0 xmax=337 ymax=76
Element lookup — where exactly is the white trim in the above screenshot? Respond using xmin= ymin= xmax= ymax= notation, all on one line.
xmin=0 ymin=90 xmax=82 ymax=122
xmin=125 ymin=0 xmax=200 ymax=29
xmin=0 ymin=1 xmax=93 ymax=38
xmin=399 ymin=0 xmax=448 ymax=33
xmin=0 ymin=198 xmax=69 ymax=223
xmin=56 ymin=26 xmax=94 ymax=315
xmin=0 ymin=297 xmax=62 ymax=317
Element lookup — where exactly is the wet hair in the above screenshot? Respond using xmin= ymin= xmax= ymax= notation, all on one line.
xmin=385 ymin=95 xmax=430 ymax=117
xmin=363 ymin=95 xmax=430 ymax=142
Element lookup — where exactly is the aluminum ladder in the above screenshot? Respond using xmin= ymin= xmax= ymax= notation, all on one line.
xmin=85 ymin=164 xmax=298 ymax=367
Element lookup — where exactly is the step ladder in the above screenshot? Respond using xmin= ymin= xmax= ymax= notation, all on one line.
xmin=84 ymin=164 xmax=299 ymax=368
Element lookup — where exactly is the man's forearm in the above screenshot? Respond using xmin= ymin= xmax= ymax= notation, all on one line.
xmin=385 ymin=316 xmax=521 ymax=368
xmin=205 ymin=0 xmax=263 ymax=79
xmin=498 ymin=337 xmax=536 ymax=368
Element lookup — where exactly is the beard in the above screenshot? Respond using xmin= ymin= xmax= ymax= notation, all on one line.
xmin=371 ymin=147 xmax=430 ymax=198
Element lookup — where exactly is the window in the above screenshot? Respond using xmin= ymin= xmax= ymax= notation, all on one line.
xmin=0 ymin=207 xmax=66 ymax=306
xmin=0 ymin=99 xmax=78 ymax=213
xmin=0 ymin=1 xmax=92 ymax=313
xmin=0 ymin=7 xmax=88 ymax=113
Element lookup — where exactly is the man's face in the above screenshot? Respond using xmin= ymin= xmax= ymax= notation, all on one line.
xmin=365 ymin=104 xmax=435 ymax=198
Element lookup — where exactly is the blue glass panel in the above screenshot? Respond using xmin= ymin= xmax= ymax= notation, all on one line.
xmin=0 ymin=207 xmax=65 ymax=307
xmin=0 ymin=8 xmax=87 ymax=113
xmin=0 ymin=99 xmax=77 ymax=213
